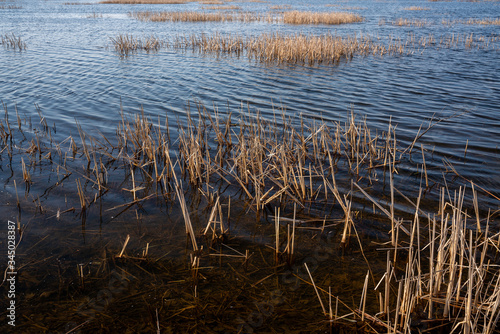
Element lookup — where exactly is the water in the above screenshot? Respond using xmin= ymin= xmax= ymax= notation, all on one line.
xmin=1 ymin=0 xmax=500 ymax=332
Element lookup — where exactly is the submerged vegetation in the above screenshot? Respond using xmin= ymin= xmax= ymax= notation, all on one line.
xmin=1 ymin=100 xmax=500 ymax=332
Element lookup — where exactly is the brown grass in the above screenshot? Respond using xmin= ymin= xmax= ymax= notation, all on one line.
xmin=131 ymin=10 xmax=264 ymax=22
xmin=283 ymin=10 xmax=363 ymax=25
xmin=466 ymin=18 xmax=500 ymax=25
xmin=443 ymin=18 xmax=500 ymax=25
xmin=392 ymin=18 xmax=429 ymax=27
xmin=269 ymin=4 xmax=292 ymax=10
xmin=199 ymin=0 xmax=224 ymax=4
xmin=0 ymin=5 xmax=22 ymax=8
xmin=1 ymin=33 xmax=27 ymax=50
xmin=403 ymin=6 xmax=430 ymax=10
xmin=101 ymin=0 xmax=192 ymax=4
xmin=203 ymin=5 xmax=240 ymax=10
xmin=131 ymin=10 xmax=363 ymax=25
xmin=110 ymin=34 xmax=163 ymax=55
xmin=171 ymin=32 xmax=413 ymax=65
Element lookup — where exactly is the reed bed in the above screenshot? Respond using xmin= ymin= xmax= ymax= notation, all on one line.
xmin=131 ymin=10 xmax=264 ymax=23
xmin=245 ymin=33 xmax=374 ymax=64
xmin=269 ymin=4 xmax=292 ymax=10
xmin=1 ymin=33 xmax=27 ymax=50
xmin=1 ymin=100 xmax=500 ymax=332
xmin=171 ymin=32 xmax=413 ymax=65
xmin=0 ymin=5 xmax=22 ymax=9
xmin=199 ymin=0 xmax=224 ymax=4
xmin=442 ymin=18 xmax=500 ymax=25
xmin=203 ymin=5 xmax=240 ymax=10
xmin=466 ymin=18 xmax=500 ymax=25
xmin=392 ymin=18 xmax=430 ymax=27
xmin=100 ymin=0 xmax=192 ymax=3
xmin=283 ymin=10 xmax=363 ymax=25
xmin=110 ymin=31 xmax=496 ymax=63
xmin=403 ymin=6 xmax=430 ymax=10
xmin=110 ymin=34 xmax=163 ymax=55
xmin=130 ymin=10 xmax=362 ymax=25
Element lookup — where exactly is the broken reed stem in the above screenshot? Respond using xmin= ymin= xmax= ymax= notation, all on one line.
xmin=118 ymin=234 xmax=130 ymax=257
xmin=304 ymin=263 xmax=326 ymax=315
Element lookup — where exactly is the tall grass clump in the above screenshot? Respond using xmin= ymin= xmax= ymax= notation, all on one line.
xmin=131 ymin=10 xmax=363 ymax=25
xmin=172 ymin=32 xmax=412 ymax=65
xmin=392 ymin=18 xmax=429 ymax=27
xmin=131 ymin=10 xmax=263 ymax=22
xmin=466 ymin=18 xmax=500 ymax=25
xmin=403 ymin=6 xmax=430 ymax=10
xmin=283 ymin=10 xmax=363 ymax=25
xmin=101 ymin=0 xmax=192 ymax=3
xmin=1 ymin=33 xmax=27 ymax=50
xmin=110 ymin=34 xmax=163 ymax=55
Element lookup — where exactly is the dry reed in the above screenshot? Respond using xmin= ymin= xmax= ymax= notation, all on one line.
xmin=2 ymin=99 xmax=500 ymax=333
xmin=203 ymin=5 xmax=240 ymax=10
xmin=131 ymin=10 xmax=261 ymax=22
xmin=392 ymin=18 xmax=429 ymax=27
xmin=130 ymin=10 xmax=362 ymax=25
xmin=110 ymin=34 xmax=163 ymax=55
xmin=101 ymin=0 xmax=192 ymax=3
xmin=0 ymin=5 xmax=22 ymax=9
xmin=403 ymin=6 xmax=430 ymax=10
xmin=283 ymin=10 xmax=363 ymax=25
xmin=171 ymin=32 xmax=412 ymax=65
xmin=1 ymin=33 xmax=27 ymax=50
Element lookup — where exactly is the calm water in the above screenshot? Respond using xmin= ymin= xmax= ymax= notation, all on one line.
xmin=0 ymin=0 xmax=500 ymax=332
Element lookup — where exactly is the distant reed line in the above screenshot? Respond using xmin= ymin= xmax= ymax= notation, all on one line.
xmin=382 ymin=17 xmax=500 ymax=26
xmin=443 ymin=18 xmax=500 ymax=25
xmin=110 ymin=32 xmax=498 ymax=61
xmin=101 ymin=0 xmax=193 ymax=4
xmin=130 ymin=10 xmax=364 ymax=25
xmin=403 ymin=6 xmax=430 ymax=10
xmin=0 ymin=5 xmax=22 ymax=9
xmin=111 ymin=32 xmax=415 ymax=63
